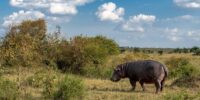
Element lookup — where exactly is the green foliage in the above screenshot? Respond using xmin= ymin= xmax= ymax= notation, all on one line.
xmin=171 ymin=76 xmax=200 ymax=88
xmin=165 ymin=57 xmax=189 ymax=69
xmin=43 ymin=73 xmax=57 ymax=99
xmin=26 ymin=70 xmax=57 ymax=88
xmin=158 ymin=50 xmax=163 ymax=55
xmin=165 ymin=57 xmax=199 ymax=78
xmin=0 ymin=19 xmax=46 ymax=67
xmin=56 ymin=35 xmax=120 ymax=74
xmin=82 ymin=63 xmax=113 ymax=79
xmin=164 ymin=91 xmax=200 ymax=100
xmin=0 ymin=77 xmax=18 ymax=99
xmin=194 ymin=49 xmax=200 ymax=55
xmin=54 ymin=75 xmax=85 ymax=100
xmin=190 ymin=46 xmax=199 ymax=52
xmin=173 ymin=48 xmax=190 ymax=53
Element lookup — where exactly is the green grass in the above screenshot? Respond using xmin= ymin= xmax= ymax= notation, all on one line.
xmin=0 ymin=53 xmax=200 ymax=99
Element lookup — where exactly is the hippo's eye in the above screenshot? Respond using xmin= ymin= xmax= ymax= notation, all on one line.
xmin=116 ymin=69 xmax=120 ymax=72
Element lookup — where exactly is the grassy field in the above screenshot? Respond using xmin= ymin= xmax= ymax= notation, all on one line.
xmin=84 ymin=78 xmax=198 ymax=100
xmin=1 ymin=53 xmax=200 ymax=100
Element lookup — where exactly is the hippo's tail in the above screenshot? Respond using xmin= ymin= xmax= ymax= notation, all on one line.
xmin=162 ymin=65 xmax=168 ymax=78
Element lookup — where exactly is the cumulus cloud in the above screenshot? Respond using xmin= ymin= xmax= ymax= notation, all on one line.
xmin=96 ymin=2 xmax=125 ymax=22
xmin=10 ymin=0 xmax=93 ymax=15
xmin=174 ymin=0 xmax=200 ymax=8
xmin=121 ymin=14 xmax=156 ymax=32
xmin=164 ymin=28 xmax=181 ymax=42
xmin=187 ymin=30 xmax=200 ymax=41
xmin=3 ymin=10 xmax=45 ymax=27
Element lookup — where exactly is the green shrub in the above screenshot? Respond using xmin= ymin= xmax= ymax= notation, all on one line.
xmin=26 ymin=70 xmax=57 ymax=88
xmin=165 ymin=57 xmax=199 ymax=78
xmin=54 ymin=75 xmax=85 ymax=100
xmin=170 ymin=64 xmax=199 ymax=78
xmin=166 ymin=57 xmax=200 ymax=88
xmin=82 ymin=64 xmax=113 ymax=79
xmin=165 ymin=57 xmax=189 ymax=69
xmin=0 ymin=77 xmax=18 ymax=99
xmin=194 ymin=49 xmax=200 ymax=55
xmin=171 ymin=76 xmax=200 ymax=88
xmin=43 ymin=74 xmax=56 ymax=99
xmin=56 ymin=35 xmax=120 ymax=74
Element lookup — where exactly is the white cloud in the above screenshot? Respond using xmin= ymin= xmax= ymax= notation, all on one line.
xmin=96 ymin=2 xmax=125 ymax=22
xmin=3 ymin=10 xmax=45 ymax=27
xmin=187 ymin=30 xmax=200 ymax=41
xmin=9 ymin=0 xmax=93 ymax=15
xmin=121 ymin=14 xmax=156 ymax=32
xmin=49 ymin=3 xmax=77 ymax=15
xmin=174 ymin=0 xmax=200 ymax=8
xmin=164 ymin=28 xmax=181 ymax=42
xmin=130 ymin=14 xmax=156 ymax=23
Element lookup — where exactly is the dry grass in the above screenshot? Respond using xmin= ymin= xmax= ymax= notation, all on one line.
xmin=83 ymin=78 xmax=199 ymax=100
xmin=0 ymin=53 xmax=200 ymax=99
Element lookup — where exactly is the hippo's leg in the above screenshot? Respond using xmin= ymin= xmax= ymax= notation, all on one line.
xmin=155 ymin=80 xmax=161 ymax=93
xmin=129 ymin=79 xmax=136 ymax=91
xmin=161 ymin=79 xmax=165 ymax=91
xmin=139 ymin=81 xmax=145 ymax=91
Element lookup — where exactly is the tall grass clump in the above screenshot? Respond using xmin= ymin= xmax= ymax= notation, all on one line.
xmin=26 ymin=70 xmax=58 ymax=88
xmin=54 ymin=75 xmax=85 ymax=100
xmin=166 ymin=57 xmax=200 ymax=88
xmin=0 ymin=77 xmax=18 ymax=99
xmin=165 ymin=57 xmax=199 ymax=78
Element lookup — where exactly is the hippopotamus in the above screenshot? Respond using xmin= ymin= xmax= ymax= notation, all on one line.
xmin=110 ymin=60 xmax=168 ymax=93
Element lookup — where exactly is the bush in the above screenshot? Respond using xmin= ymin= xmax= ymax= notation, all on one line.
xmin=82 ymin=63 xmax=113 ymax=79
xmin=194 ymin=49 xmax=200 ymax=55
xmin=164 ymin=57 xmax=199 ymax=78
xmin=171 ymin=76 xmax=200 ymax=88
xmin=26 ymin=70 xmax=57 ymax=88
xmin=170 ymin=64 xmax=199 ymax=78
xmin=0 ymin=77 xmax=18 ymax=99
xmin=43 ymin=74 xmax=57 ymax=99
xmin=166 ymin=57 xmax=200 ymax=88
xmin=56 ymin=35 xmax=120 ymax=74
xmin=0 ymin=19 xmax=47 ymax=67
xmin=54 ymin=75 xmax=85 ymax=100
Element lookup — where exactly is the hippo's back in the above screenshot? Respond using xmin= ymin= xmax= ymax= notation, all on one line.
xmin=125 ymin=60 xmax=167 ymax=82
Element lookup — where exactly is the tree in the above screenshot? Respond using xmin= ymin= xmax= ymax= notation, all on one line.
xmin=190 ymin=46 xmax=199 ymax=53
xmin=158 ymin=50 xmax=163 ymax=55
xmin=0 ymin=19 xmax=47 ymax=67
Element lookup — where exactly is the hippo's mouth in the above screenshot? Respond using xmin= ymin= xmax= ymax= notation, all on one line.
xmin=110 ymin=78 xmax=121 ymax=82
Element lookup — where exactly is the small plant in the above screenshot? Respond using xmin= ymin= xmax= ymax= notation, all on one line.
xmin=54 ymin=75 xmax=85 ymax=100
xmin=164 ymin=92 xmax=191 ymax=100
xmin=43 ymin=75 xmax=56 ymax=99
xmin=26 ymin=70 xmax=57 ymax=88
xmin=0 ymin=77 xmax=18 ymax=99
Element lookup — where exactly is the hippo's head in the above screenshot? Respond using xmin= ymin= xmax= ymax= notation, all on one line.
xmin=110 ymin=65 xmax=126 ymax=82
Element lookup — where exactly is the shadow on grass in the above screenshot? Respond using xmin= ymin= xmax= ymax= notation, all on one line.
xmin=90 ymin=87 xmax=154 ymax=93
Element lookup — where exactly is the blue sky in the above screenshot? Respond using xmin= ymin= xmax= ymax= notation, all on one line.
xmin=0 ymin=0 xmax=200 ymax=48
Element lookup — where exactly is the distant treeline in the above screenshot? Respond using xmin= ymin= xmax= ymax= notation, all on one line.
xmin=120 ymin=47 xmax=200 ymax=55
